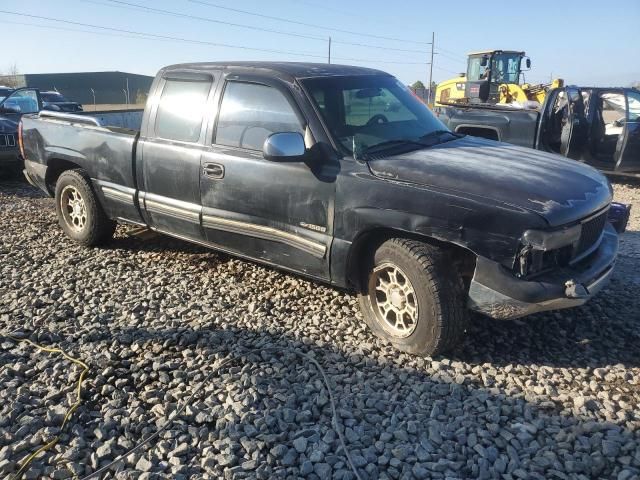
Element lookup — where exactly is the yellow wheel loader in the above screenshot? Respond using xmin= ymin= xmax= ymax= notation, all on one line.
xmin=435 ymin=50 xmax=563 ymax=107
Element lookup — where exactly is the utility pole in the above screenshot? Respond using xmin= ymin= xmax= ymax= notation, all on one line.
xmin=126 ymin=77 xmax=130 ymax=106
xmin=328 ymin=37 xmax=332 ymax=64
xmin=428 ymin=31 xmax=435 ymax=104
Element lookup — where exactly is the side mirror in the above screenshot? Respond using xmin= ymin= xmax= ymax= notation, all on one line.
xmin=480 ymin=55 xmax=489 ymax=67
xmin=263 ymin=132 xmax=305 ymax=161
xmin=525 ymin=57 xmax=531 ymax=69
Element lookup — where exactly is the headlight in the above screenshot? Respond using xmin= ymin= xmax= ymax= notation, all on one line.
xmin=455 ymin=82 xmax=465 ymax=90
xmin=516 ymin=225 xmax=581 ymax=277
xmin=522 ymin=225 xmax=581 ymax=250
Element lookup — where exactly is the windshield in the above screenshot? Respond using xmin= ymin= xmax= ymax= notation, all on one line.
xmin=491 ymin=53 xmax=521 ymax=84
xmin=302 ymin=75 xmax=450 ymax=155
xmin=467 ymin=56 xmax=489 ymax=82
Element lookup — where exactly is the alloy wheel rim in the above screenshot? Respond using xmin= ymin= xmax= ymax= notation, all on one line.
xmin=60 ymin=186 xmax=87 ymax=232
xmin=369 ymin=262 xmax=418 ymax=338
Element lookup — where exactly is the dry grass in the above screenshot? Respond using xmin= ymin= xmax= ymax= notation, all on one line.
xmin=83 ymin=103 xmax=145 ymax=111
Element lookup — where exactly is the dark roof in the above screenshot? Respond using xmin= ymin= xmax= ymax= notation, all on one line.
xmin=163 ymin=62 xmax=388 ymax=79
xmin=22 ymin=71 xmax=153 ymax=78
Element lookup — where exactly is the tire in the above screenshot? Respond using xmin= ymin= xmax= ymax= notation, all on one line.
xmin=54 ymin=169 xmax=116 ymax=246
xmin=358 ymin=238 xmax=468 ymax=356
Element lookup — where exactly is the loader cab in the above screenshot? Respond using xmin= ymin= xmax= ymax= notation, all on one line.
xmin=465 ymin=50 xmax=525 ymax=104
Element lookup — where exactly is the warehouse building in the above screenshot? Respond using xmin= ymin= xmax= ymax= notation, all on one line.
xmin=0 ymin=71 xmax=154 ymax=106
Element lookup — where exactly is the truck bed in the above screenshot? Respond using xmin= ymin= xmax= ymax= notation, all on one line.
xmin=40 ymin=108 xmax=144 ymax=131
xmin=433 ymin=103 xmax=539 ymax=148
xmin=21 ymin=110 xmax=141 ymax=199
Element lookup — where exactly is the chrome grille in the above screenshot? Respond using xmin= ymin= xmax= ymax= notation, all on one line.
xmin=576 ymin=210 xmax=608 ymax=257
xmin=0 ymin=133 xmax=16 ymax=148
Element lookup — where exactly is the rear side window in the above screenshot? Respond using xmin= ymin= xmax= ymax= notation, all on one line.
xmin=215 ymin=82 xmax=302 ymax=151
xmin=156 ymin=79 xmax=212 ymax=142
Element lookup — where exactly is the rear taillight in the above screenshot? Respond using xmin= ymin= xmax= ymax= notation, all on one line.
xmin=18 ymin=121 xmax=26 ymax=160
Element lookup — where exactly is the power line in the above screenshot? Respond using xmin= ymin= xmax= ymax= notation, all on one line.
xmin=2 ymin=20 xmax=175 ymax=42
xmin=437 ymin=46 xmax=467 ymax=57
xmin=89 ymin=0 xmax=429 ymax=54
xmin=87 ymin=0 xmax=326 ymax=42
xmin=187 ymin=0 xmax=432 ymax=45
xmin=435 ymin=50 xmax=466 ymax=64
xmin=0 ymin=9 xmax=325 ymax=58
xmin=0 ymin=9 xmax=432 ymax=67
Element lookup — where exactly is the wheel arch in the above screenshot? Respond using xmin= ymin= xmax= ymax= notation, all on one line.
xmin=45 ymin=158 xmax=84 ymax=195
xmin=344 ymin=227 xmax=477 ymax=293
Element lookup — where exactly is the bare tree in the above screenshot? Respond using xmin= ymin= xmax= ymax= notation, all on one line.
xmin=0 ymin=63 xmax=21 ymax=88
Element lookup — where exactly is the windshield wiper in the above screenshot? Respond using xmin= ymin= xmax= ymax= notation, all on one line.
xmin=420 ymin=129 xmax=461 ymax=140
xmin=362 ymin=138 xmax=431 ymax=156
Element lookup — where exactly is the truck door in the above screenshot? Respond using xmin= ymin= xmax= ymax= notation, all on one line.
xmin=199 ymin=76 xmax=334 ymax=280
xmin=137 ymin=71 xmax=217 ymax=240
xmin=613 ymin=89 xmax=640 ymax=172
xmin=536 ymin=86 xmax=588 ymax=159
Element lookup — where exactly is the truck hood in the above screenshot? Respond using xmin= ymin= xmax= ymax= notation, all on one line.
xmin=367 ymin=136 xmax=612 ymax=227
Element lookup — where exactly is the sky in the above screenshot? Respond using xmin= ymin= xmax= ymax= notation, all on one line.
xmin=1 ymin=0 xmax=639 ymax=87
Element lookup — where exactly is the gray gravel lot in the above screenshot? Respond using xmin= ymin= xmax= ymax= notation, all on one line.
xmin=1 ymin=177 xmax=639 ymax=480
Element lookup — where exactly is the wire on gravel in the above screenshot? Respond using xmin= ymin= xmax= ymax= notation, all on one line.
xmin=5 ymin=334 xmax=89 ymax=480
xmin=4 ymin=333 xmax=363 ymax=480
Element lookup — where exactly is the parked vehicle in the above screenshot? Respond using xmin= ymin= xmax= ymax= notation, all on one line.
xmin=0 ymin=88 xmax=41 ymax=167
xmin=434 ymin=86 xmax=640 ymax=174
xmin=41 ymin=90 xmax=83 ymax=112
xmin=0 ymin=85 xmax=13 ymax=102
xmin=21 ymin=62 xmax=621 ymax=355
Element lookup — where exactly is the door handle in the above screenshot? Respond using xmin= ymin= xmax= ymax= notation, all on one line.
xmin=203 ymin=162 xmax=224 ymax=179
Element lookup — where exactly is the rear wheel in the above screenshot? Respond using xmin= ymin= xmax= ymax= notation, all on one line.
xmin=55 ymin=169 xmax=115 ymax=246
xmin=358 ymin=238 xmax=468 ymax=356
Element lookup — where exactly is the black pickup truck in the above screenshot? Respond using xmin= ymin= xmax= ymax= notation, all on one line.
xmin=435 ymin=86 xmax=640 ymax=174
xmin=21 ymin=62 xmax=620 ymax=355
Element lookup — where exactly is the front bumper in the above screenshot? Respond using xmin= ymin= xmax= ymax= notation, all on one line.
xmin=467 ymin=223 xmax=618 ymax=320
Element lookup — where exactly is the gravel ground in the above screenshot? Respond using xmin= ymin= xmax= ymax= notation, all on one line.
xmin=1 ymin=176 xmax=639 ymax=480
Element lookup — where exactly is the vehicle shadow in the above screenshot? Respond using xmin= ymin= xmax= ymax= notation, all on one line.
xmin=5 ymin=321 xmax=634 ymax=479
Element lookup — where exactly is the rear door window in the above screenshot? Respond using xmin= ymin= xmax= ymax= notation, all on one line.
xmin=215 ymin=82 xmax=303 ymax=151
xmin=155 ymin=78 xmax=212 ymax=142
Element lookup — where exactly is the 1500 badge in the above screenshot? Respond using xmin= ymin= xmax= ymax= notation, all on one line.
xmin=300 ymin=222 xmax=327 ymax=233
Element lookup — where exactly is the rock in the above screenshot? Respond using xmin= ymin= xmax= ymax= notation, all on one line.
xmin=135 ymin=457 xmax=154 ymax=472
xmin=300 ymin=460 xmax=313 ymax=475
xmin=217 ymin=453 xmax=238 ymax=467
xmin=602 ymin=440 xmax=620 ymax=457
xmin=281 ymin=448 xmax=298 ymax=466
xmin=314 ymin=462 xmax=332 ymax=478
xmin=293 ymin=436 xmax=308 ymax=453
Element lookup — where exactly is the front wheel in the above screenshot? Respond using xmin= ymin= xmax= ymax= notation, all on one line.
xmin=358 ymin=238 xmax=468 ymax=356
xmin=55 ymin=169 xmax=116 ymax=246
